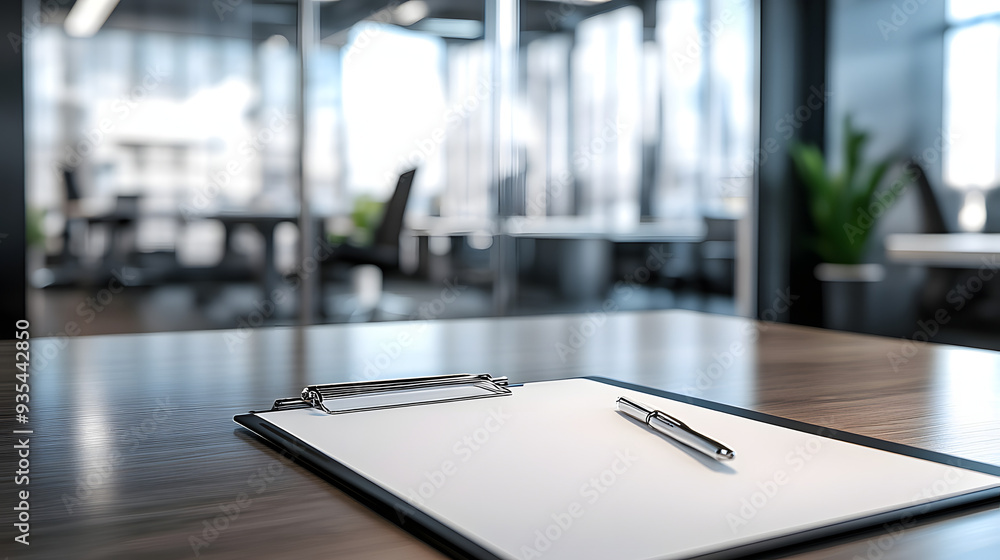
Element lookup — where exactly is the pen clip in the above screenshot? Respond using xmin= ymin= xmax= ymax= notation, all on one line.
xmin=649 ymin=410 xmax=686 ymax=430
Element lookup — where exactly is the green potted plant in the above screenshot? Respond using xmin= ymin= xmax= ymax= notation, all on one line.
xmin=26 ymin=206 xmax=47 ymax=277
xmin=26 ymin=207 xmax=45 ymax=250
xmin=327 ymin=195 xmax=385 ymax=247
xmin=790 ymin=116 xmax=903 ymax=330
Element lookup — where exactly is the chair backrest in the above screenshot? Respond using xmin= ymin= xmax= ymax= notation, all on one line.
xmin=61 ymin=167 xmax=81 ymax=201
xmin=372 ymin=169 xmax=416 ymax=248
xmin=906 ymin=160 xmax=948 ymax=234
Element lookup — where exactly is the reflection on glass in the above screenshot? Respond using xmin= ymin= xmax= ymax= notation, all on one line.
xmin=932 ymin=347 xmax=1000 ymax=442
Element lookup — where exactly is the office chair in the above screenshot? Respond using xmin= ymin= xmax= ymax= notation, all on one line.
xmin=57 ymin=167 xmax=84 ymax=264
xmin=32 ymin=168 xmax=86 ymax=288
xmin=909 ymin=160 xmax=948 ymax=235
xmin=331 ymin=169 xmax=415 ymax=270
xmin=319 ymin=169 xmax=416 ymax=319
xmin=909 ymin=160 xmax=997 ymax=325
xmin=908 ymin=161 xmax=952 ymax=312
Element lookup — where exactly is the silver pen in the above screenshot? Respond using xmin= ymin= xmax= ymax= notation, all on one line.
xmin=617 ymin=397 xmax=735 ymax=461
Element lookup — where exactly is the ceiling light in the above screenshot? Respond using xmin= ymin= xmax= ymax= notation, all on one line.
xmin=64 ymin=0 xmax=122 ymax=38
xmin=409 ymin=18 xmax=484 ymax=40
xmin=393 ymin=1 xmax=429 ymax=27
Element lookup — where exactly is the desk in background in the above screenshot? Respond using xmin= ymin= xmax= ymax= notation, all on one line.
xmin=505 ymin=217 xmax=706 ymax=298
xmin=206 ymin=212 xmax=326 ymax=299
xmin=885 ymin=233 xmax=1000 ymax=267
xmin=4 ymin=310 xmax=999 ymax=559
xmin=406 ymin=216 xmax=708 ymax=298
xmin=885 ymin=233 xmax=1000 ymax=330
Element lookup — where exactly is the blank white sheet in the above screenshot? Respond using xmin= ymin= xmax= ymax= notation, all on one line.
xmin=256 ymin=379 xmax=1000 ymax=560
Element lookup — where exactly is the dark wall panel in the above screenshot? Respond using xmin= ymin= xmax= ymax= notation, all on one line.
xmin=0 ymin=0 xmax=26 ymax=338
xmin=757 ymin=0 xmax=827 ymax=326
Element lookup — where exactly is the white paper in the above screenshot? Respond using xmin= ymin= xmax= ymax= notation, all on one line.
xmin=257 ymin=379 xmax=1000 ymax=560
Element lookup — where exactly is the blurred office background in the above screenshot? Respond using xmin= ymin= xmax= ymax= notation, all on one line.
xmin=5 ymin=0 xmax=1000 ymax=350
xmin=19 ymin=0 xmax=752 ymax=334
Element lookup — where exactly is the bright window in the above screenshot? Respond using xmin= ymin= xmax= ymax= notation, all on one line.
xmin=341 ymin=24 xmax=447 ymax=211
xmin=944 ymin=1 xmax=1000 ymax=189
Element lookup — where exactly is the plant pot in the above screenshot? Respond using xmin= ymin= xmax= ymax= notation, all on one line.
xmin=814 ymin=263 xmax=885 ymax=332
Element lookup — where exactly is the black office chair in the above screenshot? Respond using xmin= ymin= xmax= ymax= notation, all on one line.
xmin=907 ymin=161 xmax=952 ymax=311
xmin=909 ymin=160 xmax=997 ymax=325
xmin=909 ymin=160 xmax=948 ymax=235
xmin=330 ymin=169 xmax=416 ymax=270
xmin=319 ymin=169 xmax=416 ymax=319
xmin=56 ymin=167 xmax=84 ymax=262
xmin=32 ymin=168 xmax=86 ymax=287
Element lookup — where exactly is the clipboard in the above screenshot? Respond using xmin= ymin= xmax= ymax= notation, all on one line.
xmin=234 ymin=375 xmax=1000 ymax=560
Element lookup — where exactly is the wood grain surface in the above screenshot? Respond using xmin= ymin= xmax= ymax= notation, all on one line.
xmin=1 ymin=310 xmax=998 ymax=559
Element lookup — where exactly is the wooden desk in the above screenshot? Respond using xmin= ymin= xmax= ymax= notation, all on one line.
xmin=3 ymin=310 xmax=999 ymax=559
